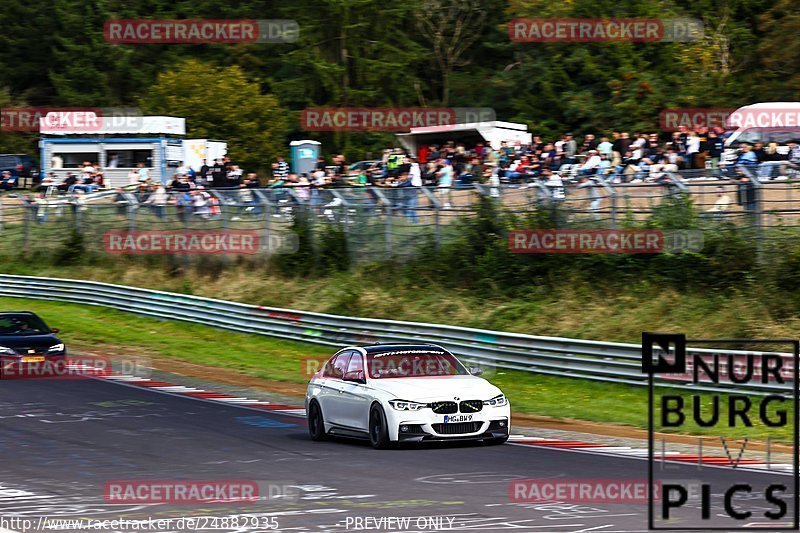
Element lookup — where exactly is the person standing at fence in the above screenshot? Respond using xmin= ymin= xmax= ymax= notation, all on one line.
xmin=578 ymin=175 xmax=602 ymax=219
xmin=272 ymin=155 xmax=290 ymax=183
xmin=144 ymin=184 xmax=168 ymax=220
xmin=787 ymin=142 xmax=800 ymax=173
xmin=704 ymin=185 xmax=731 ymax=220
xmin=332 ymin=154 xmax=347 ymax=181
xmin=696 ymin=127 xmax=709 ymax=170
xmin=736 ymin=144 xmax=759 ymax=166
xmin=199 ymin=159 xmax=210 ymax=185
xmin=736 ymin=173 xmax=757 ymax=216
xmin=210 ymin=159 xmax=226 ymax=187
xmin=404 ymin=158 xmax=422 ymax=223
xmin=563 ymin=133 xmax=577 ymax=165
xmin=436 ymin=159 xmax=453 ymax=209
xmin=708 ymin=131 xmax=724 ymax=170
xmin=175 ymin=189 xmax=193 ymax=223
xmin=136 ymin=162 xmax=151 ymax=185
xmin=685 ymin=131 xmax=700 ymax=170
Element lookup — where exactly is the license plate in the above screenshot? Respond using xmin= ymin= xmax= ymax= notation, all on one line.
xmin=22 ymin=356 xmax=45 ymax=363
xmin=444 ymin=414 xmax=473 ymax=423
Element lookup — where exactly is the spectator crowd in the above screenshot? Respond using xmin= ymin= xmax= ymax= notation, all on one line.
xmin=4 ymin=124 xmax=799 ymax=224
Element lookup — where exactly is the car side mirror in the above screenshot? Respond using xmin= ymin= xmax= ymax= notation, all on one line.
xmin=468 ymin=367 xmax=483 ymax=376
xmin=343 ymin=371 xmax=366 ymax=384
xmin=51 ymin=328 xmax=60 ymax=334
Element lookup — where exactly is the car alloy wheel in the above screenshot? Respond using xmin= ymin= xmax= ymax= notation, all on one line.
xmin=369 ymin=404 xmax=391 ymax=449
xmin=308 ymin=402 xmax=327 ymax=441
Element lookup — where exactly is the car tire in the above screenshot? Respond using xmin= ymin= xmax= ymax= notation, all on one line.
xmin=484 ymin=436 xmax=509 ymax=445
xmin=308 ymin=401 xmax=327 ymax=441
xmin=369 ymin=404 xmax=391 ymax=449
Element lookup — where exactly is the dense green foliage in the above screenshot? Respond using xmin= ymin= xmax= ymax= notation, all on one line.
xmin=1 ymin=0 xmax=798 ymax=162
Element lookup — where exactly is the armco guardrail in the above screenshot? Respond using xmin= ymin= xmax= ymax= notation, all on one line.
xmin=0 ymin=275 xmax=791 ymax=394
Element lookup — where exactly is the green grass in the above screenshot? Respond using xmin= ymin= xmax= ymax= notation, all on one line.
xmin=0 ymin=297 xmax=331 ymax=383
xmin=1 ymin=296 xmax=793 ymax=442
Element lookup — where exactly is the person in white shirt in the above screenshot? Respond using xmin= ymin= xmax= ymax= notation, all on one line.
xmin=409 ymin=158 xmax=422 ymax=187
xmin=705 ymin=186 xmax=731 ymax=220
xmin=81 ymin=161 xmax=95 ymax=181
xmin=544 ymin=170 xmax=566 ymax=200
xmin=686 ymin=132 xmax=700 ymax=169
xmin=144 ymin=185 xmax=168 ymax=219
xmin=51 ymin=155 xmax=64 ymax=169
xmin=579 ymin=151 xmax=602 ymax=175
xmin=404 ymin=157 xmax=423 ymax=223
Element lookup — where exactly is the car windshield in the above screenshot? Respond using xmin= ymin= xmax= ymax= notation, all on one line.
xmin=367 ymin=349 xmax=469 ymax=379
xmin=0 ymin=314 xmax=49 ymax=335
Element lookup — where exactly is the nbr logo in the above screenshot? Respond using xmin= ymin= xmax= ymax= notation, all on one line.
xmin=642 ymin=332 xmax=686 ymax=374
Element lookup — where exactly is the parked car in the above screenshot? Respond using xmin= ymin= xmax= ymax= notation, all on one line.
xmin=0 ymin=154 xmax=39 ymax=187
xmin=347 ymin=160 xmax=382 ymax=175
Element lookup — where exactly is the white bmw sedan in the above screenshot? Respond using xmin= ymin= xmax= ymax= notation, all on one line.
xmin=305 ymin=344 xmax=510 ymax=449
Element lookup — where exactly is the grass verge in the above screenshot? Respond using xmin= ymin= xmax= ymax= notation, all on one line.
xmin=1 ymin=296 xmax=792 ymax=443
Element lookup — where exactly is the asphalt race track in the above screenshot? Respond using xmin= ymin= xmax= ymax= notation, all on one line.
xmin=0 ymin=376 xmax=795 ymax=533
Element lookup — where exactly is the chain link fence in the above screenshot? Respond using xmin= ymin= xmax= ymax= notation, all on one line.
xmin=1 ymin=167 xmax=799 ymax=262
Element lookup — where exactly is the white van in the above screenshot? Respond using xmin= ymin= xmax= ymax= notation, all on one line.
xmin=724 ymin=102 xmax=800 ymax=147
xmin=721 ymin=102 xmax=800 ymax=167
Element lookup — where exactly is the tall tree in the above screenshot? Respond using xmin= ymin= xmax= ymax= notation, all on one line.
xmin=756 ymin=0 xmax=800 ymax=97
xmin=138 ymin=59 xmax=290 ymax=171
xmin=416 ymin=0 xmax=488 ymax=105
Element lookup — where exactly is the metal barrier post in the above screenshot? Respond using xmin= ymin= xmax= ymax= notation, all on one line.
xmin=253 ymin=190 xmax=273 ymax=257
xmin=23 ymin=202 xmax=31 ymax=256
xmin=594 ymin=175 xmax=617 ymax=228
xmin=737 ymin=165 xmax=764 ymax=261
xmin=420 ymin=187 xmax=442 ymax=249
xmin=369 ymin=188 xmax=393 ymax=258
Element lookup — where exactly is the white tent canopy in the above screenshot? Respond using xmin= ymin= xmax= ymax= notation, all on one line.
xmin=395 ymin=121 xmax=532 ymax=155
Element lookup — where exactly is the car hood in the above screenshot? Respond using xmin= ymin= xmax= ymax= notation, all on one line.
xmin=0 ymin=334 xmax=61 ymax=350
xmin=368 ymin=375 xmax=502 ymax=401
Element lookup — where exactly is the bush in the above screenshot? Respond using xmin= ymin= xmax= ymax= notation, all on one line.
xmin=53 ymin=228 xmax=86 ymax=265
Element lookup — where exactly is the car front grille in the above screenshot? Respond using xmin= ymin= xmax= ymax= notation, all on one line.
xmin=459 ymin=400 xmax=483 ymax=413
xmin=432 ymin=422 xmax=482 ymax=435
xmin=430 ymin=401 xmax=458 ymax=414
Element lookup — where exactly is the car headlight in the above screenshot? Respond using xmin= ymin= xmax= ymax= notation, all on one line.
xmin=388 ymin=399 xmax=427 ymax=411
xmin=484 ymin=394 xmax=508 ymax=407
xmin=48 ymin=344 xmax=65 ymax=352
xmin=0 ymin=346 xmax=16 ymax=355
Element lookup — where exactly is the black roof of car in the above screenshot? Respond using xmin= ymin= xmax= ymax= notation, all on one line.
xmin=362 ymin=344 xmax=445 ymax=354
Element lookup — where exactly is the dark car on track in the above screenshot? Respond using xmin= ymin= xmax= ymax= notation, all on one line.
xmin=0 ymin=312 xmax=66 ymax=378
